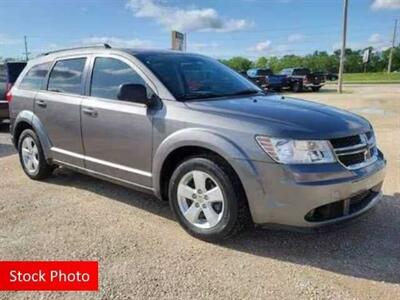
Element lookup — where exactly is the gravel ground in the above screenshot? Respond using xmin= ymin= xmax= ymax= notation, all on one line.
xmin=0 ymin=84 xmax=399 ymax=299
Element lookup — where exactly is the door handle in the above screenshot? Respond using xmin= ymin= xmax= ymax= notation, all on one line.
xmin=36 ymin=100 xmax=47 ymax=108
xmin=82 ymin=107 xmax=98 ymax=117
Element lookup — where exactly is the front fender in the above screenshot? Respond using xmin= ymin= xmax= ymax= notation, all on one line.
xmin=13 ymin=110 xmax=52 ymax=159
xmin=152 ymin=128 xmax=261 ymax=199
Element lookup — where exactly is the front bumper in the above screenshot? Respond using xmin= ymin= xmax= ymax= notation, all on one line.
xmin=234 ymin=152 xmax=386 ymax=227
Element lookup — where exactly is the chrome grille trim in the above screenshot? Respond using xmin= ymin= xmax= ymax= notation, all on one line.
xmin=330 ymin=132 xmax=377 ymax=170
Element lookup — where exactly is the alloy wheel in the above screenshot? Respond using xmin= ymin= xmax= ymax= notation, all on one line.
xmin=177 ymin=170 xmax=225 ymax=229
xmin=21 ymin=136 xmax=40 ymax=174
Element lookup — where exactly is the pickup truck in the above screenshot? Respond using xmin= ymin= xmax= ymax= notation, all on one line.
xmin=246 ymin=68 xmax=288 ymax=91
xmin=314 ymin=71 xmax=338 ymax=81
xmin=280 ymin=68 xmax=325 ymax=92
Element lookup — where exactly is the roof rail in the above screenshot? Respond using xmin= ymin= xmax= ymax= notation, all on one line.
xmin=40 ymin=43 xmax=112 ymax=56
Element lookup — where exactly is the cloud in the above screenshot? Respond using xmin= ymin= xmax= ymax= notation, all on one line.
xmin=371 ymin=0 xmax=400 ymax=9
xmin=368 ymin=33 xmax=383 ymax=44
xmin=367 ymin=33 xmax=390 ymax=50
xmin=247 ymin=40 xmax=297 ymax=56
xmin=287 ymin=34 xmax=304 ymax=43
xmin=81 ymin=37 xmax=152 ymax=48
xmin=248 ymin=40 xmax=272 ymax=53
xmin=126 ymin=0 xmax=252 ymax=32
xmin=332 ymin=33 xmax=390 ymax=52
xmin=189 ymin=42 xmax=219 ymax=52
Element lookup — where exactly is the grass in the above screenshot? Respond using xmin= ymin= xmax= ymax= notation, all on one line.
xmin=339 ymin=72 xmax=400 ymax=84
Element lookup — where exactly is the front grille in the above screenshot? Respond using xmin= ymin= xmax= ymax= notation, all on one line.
xmin=329 ymin=131 xmax=377 ymax=169
xmin=338 ymin=152 xmax=365 ymax=166
xmin=330 ymin=135 xmax=361 ymax=148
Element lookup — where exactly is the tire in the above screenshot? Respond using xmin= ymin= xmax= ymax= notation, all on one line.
xmin=312 ymin=87 xmax=321 ymax=92
xmin=18 ymin=129 xmax=53 ymax=180
xmin=292 ymin=81 xmax=303 ymax=93
xmin=168 ymin=156 xmax=250 ymax=242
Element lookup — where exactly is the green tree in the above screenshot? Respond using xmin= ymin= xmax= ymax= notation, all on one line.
xmin=223 ymin=56 xmax=253 ymax=71
xmin=255 ymin=57 xmax=268 ymax=68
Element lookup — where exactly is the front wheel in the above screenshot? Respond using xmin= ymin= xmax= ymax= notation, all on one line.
xmin=312 ymin=86 xmax=321 ymax=92
xmin=169 ymin=156 xmax=249 ymax=241
xmin=18 ymin=129 xmax=54 ymax=180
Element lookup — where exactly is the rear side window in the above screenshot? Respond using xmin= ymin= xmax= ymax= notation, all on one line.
xmin=48 ymin=58 xmax=86 ymax=95
xmin=19 ymin=62 xmax=51 ymax=91
xmin=90 ymin=57 xmax=146 ymax=100
xmin=7 ymin=63 xmax=26 ymax=83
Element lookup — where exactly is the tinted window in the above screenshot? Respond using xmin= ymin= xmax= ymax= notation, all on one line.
xmin=19 ymin=62 xmax=51 ymax=90
xmin=90 ymin=57 xmax=146 ymax=100
xmin=136 ymin=53 xmax=259 ymax=101
xmin=7 ymin=62 xmax=27 ymax=83
xmin=48 ymin=58 xmax=86 ymax=95
xmin=293 ymin=68 xmax=310 ymax=76
xmin=0 ymin=65 xmax=5 ymax=84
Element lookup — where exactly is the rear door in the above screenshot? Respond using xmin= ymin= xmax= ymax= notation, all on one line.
xmin=81 ymin=55 xmax=153 ymax=187
xmin=35 ymin=56 xmax=88 ymax=167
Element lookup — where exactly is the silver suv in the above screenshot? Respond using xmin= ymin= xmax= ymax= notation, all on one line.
xmin=9 ymin=45 xmax=386 ymax=241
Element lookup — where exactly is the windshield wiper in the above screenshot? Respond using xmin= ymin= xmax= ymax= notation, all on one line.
xmin=179 ymin=89 xmax=263 ymax=101
xmin=230 ymin=89 xmax=262 ymax=96
xmin=179 ymin=92 xmax=224 ymax=100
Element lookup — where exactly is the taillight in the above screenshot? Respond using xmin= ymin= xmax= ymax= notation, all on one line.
xmin=5 ymin=83 xmax=13 ymax=103
xmin=303 ymin=76 xmax=309 ymax=84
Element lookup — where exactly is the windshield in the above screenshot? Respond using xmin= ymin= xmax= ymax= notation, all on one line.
xmin=256 ymin=69 xmax=273 ymax=76
xmin=135 ymin=53 xmax=261 ymax=101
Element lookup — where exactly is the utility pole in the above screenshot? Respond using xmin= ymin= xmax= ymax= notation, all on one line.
xmin=337 ymin=0 xmax=348 ymax=94
xmin=23 ymin=35 xmax=30 ymax=61
xmin=388 ymin=18 xmax=398 ymax=73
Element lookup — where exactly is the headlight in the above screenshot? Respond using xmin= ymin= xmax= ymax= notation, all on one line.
xmin=256 ymin=136 xmax=336 ymax=164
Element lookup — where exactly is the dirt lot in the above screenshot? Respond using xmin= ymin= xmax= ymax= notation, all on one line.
xmin=0 ymin=84 xmax=399 ymax=300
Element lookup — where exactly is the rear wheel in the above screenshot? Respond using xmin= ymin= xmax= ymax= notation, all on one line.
xmin=18 ymin=129 xmax=53 ymax=180
xmin=169 ymin=156 xmax=249 ymax=241
xmin=292 ymin=81 xmax=303 ymax=93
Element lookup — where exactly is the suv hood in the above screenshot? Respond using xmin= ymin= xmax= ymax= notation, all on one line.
xmin=184 ymin=94 xmax=371 ymax=139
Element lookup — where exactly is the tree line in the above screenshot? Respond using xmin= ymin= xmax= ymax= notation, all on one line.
xmin=220 ymin=47 xmax=400 ymax=74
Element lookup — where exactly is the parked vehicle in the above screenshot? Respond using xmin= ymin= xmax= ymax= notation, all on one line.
xmin=314 ymin=71 xmax=338 ymax=81
xmin=9 ymin=46 xmax=386 ymax=241
xmin=280 ymin=68 xmax=325 ymax=92
xmin=0 ymin=61 xmax=26 ymax=122
xmin=246 ymin=68 xmax=287 ymax=91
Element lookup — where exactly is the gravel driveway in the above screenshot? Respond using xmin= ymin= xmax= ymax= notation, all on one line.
xmin=0 ymin=84 xmax=399 ymax=299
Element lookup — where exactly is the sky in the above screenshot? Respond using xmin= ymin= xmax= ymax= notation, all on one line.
xmin=0 ymin=0 xmax=399 ymax=60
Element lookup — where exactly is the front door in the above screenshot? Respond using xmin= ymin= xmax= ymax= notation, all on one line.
xmin=81 ymin=56 xmax=153 ymax=188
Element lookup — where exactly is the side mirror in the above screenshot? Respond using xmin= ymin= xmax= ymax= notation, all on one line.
xmin=117 ymin=83 xmax=149 ymax=105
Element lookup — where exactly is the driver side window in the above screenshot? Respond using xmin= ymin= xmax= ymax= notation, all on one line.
xmin=90 ymin=57 xmax=147 ymax=101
